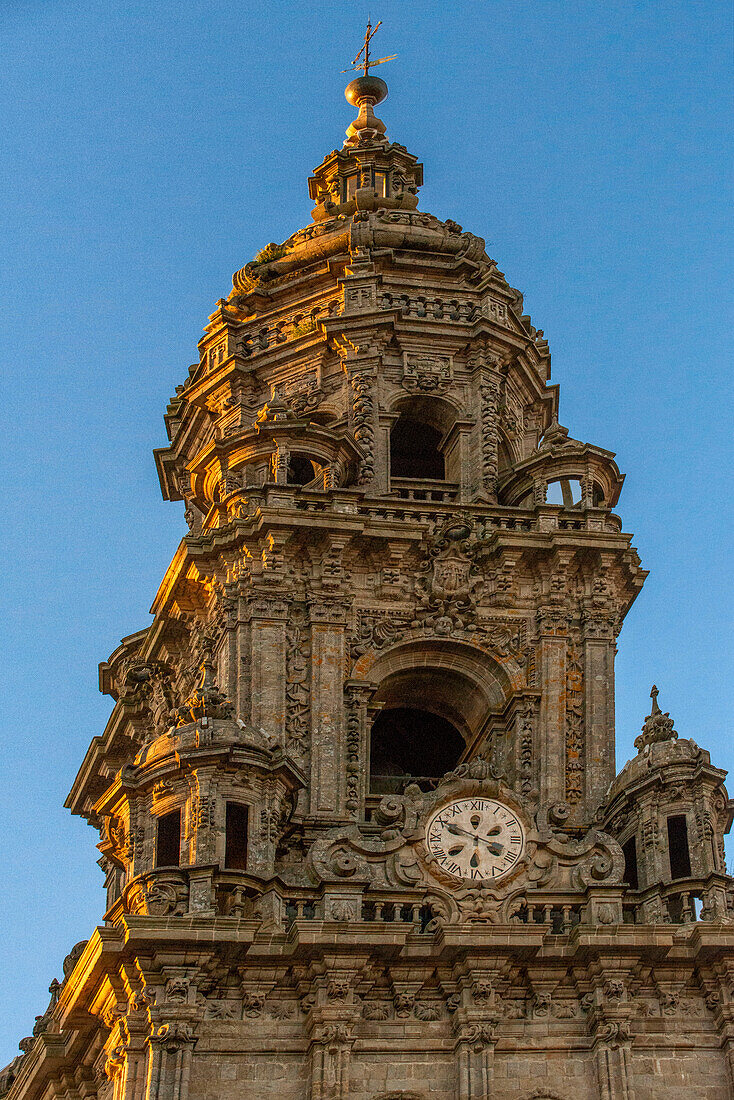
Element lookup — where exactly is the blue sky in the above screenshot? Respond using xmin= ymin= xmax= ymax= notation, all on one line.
xmin=0 ymin=0 xmax=731 ymax=1061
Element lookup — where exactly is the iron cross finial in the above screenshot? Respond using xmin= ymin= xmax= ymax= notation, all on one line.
xmin=342 ymin=19 xmax=396 ymax=76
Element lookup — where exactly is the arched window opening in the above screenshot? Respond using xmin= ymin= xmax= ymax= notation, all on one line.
xmin=497 ymin=439 xmax=513 ymax=474
xmin=390 ymin=417 xmax=445 ymax=480
xmin=370 ymin=707 xmax=464 ymax=794
xmin=288 ymin=454 xmax=317 ymax=486
xmin=546 ymin=477 xmax=583 ymax=507
xmin=156 ymin=810 xmax=181 ymax=868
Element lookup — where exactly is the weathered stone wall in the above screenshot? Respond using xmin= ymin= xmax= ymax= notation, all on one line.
xmin=177 ymin=1041 xmax=734 ymax=1100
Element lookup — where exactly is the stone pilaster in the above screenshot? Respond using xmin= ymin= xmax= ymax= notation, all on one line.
xmin=309 ymin=600 xmax=348 ymax=817
xmin=582 ymin=609 xmax=617 ymax=815
xmin=536 ymin=606 xmax=570 ymax=807
xmin=145 ymin=1020 xmax=198 ymax=1100
xmin=246 ymin=596 xmax=289 ymax=743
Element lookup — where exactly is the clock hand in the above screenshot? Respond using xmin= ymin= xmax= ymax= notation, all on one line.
xmin=446 ymin=823 xmax=478 ymax=841
xmin=446 ymin=823 xmax=505 ymax=856
xmin=483 ymin=841 xmax=504 ymax=856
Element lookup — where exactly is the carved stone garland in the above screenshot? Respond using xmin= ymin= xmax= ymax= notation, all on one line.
xmin=479 ymin=373 xmax=501 ymax=498
xmin=285 ymin=604 xmax=311 ymax=759
xmin=518 ymin=700 xmax=537 ymax=798
xmin=349 ymin=369 xmax=375 ymax=485
xmin=343 ymin=683 xmax=373 ymax=816
xmin=565 ymin=639 xmax=585 ymax=805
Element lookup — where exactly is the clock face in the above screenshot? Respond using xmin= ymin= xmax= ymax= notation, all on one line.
xmin=425 ymin=798 xmax=525 ymax=882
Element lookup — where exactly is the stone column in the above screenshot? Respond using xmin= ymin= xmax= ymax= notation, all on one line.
xmin=536 ymin=607 xmax=569 ymax=807
xmin=700 ymin=963 xmax=734 ymax=1093
xmin=304 ymin=959 xmax=364 ymax=1100
xmin=309 ymin=600 xmax=348 ymax=817
xmin=108 ymin=984 xmax=152 ymax=1100
xmin=591 ymin=1019 xmax=634 ymax=1100
xmin=307 ymin=1020 xmax=356 ymax=1100
xmin=581 ymin=969 xmax=636 ymax=1100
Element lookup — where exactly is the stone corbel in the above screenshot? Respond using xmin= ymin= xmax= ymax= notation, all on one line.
xmin=259 ymin=529 xmax=291 ymax=584
xmin=316 ymin=533 xmax=352 ymax=593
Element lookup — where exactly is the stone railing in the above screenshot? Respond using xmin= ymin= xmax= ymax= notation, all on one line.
xmin=620 ymin=874 xmax=733 ymax=925
xmin=507 ymin=899 xmax=586 ymax=933
xmin=196 ymin=482 xmax=623 ymax=538
xmin=114 ymin=868 xmax=655 ymax=936
xmin=282 ymin=894 xmax=435 ymax=931
xmin=389 ymin=478 xmax=460 ymax=503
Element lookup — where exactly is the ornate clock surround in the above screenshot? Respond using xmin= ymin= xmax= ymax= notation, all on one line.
xmin=413 ymin=767 xmax=535 ymax=893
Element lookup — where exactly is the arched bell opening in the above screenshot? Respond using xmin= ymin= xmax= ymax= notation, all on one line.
xmin=364 ymin=645 xmax=511 ymax=800
xmin=545 ymin=477 xmax=583 ymax=508
xmin=287 ymin=453 xmax=319 ymax=486
xmin=370 ymin=707 xmax=464 ymax=794
xmin=390 ymin=417 xmax=445 ymax=480
xmin=388 ymin=394 xmax=460 ymax=490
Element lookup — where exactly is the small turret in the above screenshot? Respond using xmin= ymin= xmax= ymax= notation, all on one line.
xmin=603 ymin=687 xmax=734 ymax=923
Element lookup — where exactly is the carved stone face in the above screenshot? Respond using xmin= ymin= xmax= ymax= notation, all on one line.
xmin=425 ymin=798 xmax=525 ymax=882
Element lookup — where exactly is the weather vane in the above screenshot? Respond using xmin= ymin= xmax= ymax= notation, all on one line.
xmin=342 ymin=19 xmax=396 ymax=77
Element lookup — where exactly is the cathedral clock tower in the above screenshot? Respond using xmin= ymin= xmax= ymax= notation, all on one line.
xmin=4 ymin=59 xmax=734 ymax=1100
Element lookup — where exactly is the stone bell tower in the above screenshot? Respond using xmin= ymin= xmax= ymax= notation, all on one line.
xmin=5 ymin=62 xmax=734 ymax=1100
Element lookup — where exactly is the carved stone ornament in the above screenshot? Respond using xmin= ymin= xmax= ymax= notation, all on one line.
xmin=634 ymin=685 xmax=677 ymax=753
xmin=307 ymin=762 xmax=624 ymax=921
xmin=148 ymin=1022 xmax=197 ymax=1049
xmin=123 ymin=872 xmax=189 ymax=917
xmin=402 ymin=351 xmax=452 ymax=392
xmin=454 ymin=1021 xmax=497 ymax=1051
xmin=413 ymin=522 xmax=483 ymax=636
xmin=174 ymin=637 xmax=234 ymax=726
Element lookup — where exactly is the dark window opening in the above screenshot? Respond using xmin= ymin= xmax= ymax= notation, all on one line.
xmin=156 ymin=810 xmax=180 ymax=867
xmin=668 ymin=815 xmax=692 ymax=880
xmin=288 ymin=454 xmax=316 ymax=486
xmin=592 ymin=483 xmax=605 ymax=507
xmin=225 ymin=802 xmax=249 ymax=870
xmin=622 ymin=836 xmax=639 ymax=890
xmin=370 ymin=707 xmax=464 ymax=794
xmin=390 ymin=417 xmax=445 ymax=480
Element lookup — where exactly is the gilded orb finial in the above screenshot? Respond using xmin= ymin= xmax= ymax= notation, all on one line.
xmin=342 ymin=22 xmax=394 ymax=147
